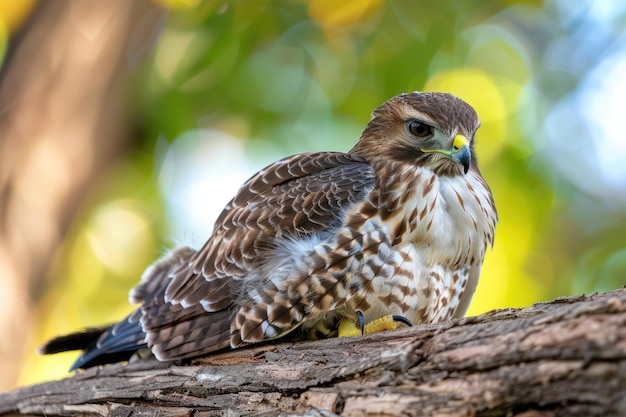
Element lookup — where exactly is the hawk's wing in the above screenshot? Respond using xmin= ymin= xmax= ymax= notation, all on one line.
xmin=142 ymin=151 xmax=376 ymax=360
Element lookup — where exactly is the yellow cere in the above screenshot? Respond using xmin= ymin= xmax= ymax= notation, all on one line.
xmin=453 ymin=134 xmax=469 ymax=150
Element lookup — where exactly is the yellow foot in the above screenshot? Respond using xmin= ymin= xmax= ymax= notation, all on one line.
xmin=338 ymin=311 xmax=413 ymax=337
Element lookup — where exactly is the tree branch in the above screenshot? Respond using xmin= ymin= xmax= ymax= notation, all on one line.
xmin=0 ymin=0 xmax=165 ymax=389
xmin=2 ymin=288 xmax=625 ymax=417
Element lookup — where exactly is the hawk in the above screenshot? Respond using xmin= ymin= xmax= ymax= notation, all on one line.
xmin=40 ymin=92 xmax=497 ymax=370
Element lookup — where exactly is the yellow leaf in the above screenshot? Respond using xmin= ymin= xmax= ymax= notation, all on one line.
xmin=308 ymin=0 xmax=384 ymax=30
xmin=0 ymin=0 xmax=36 ymax=33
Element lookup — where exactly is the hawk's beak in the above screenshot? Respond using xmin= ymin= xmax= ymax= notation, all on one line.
xmin=450 ymin=134 xmax=471 ymax=174
xmin=420 ymin=134 xmax=471 ymax=174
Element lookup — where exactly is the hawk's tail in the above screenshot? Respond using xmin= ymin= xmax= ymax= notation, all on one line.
xmin=38 ymin=310 xmax=148 ymax=371
xmin=38 ymin=327 xmax=109 ymax=355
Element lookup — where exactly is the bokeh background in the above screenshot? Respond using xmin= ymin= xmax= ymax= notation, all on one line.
xmin=1 ymin=0 xmax=625 ymax=390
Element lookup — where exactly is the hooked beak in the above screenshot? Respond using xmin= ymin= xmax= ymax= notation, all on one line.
xmin=420 ymin=134 xmax=471 ymax=174
xmin=450 ymin=135 xmax=471 ymax=174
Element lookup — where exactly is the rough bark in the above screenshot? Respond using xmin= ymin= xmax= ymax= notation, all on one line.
xmin=0 ymin=0 xmax=165 ymax=390
xmin=1 ymin=288 xmax=625 ymax=417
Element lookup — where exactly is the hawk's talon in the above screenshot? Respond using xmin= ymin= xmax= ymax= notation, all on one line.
xmin=363 ymin=314 xmax=412 ymax=334
xmin=338 ymin=313 xmax=413 ymax=337
xmin=338 ymin=311 xmax=365 ymax=337
xmin=356 ymin=310 xmax=365 ymax=335
xmin=391 ymin=315 xmax=414 ymax=327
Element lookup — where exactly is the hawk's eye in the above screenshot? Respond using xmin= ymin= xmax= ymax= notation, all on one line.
xmin=407 ymin=120 xmax=432 ymax=138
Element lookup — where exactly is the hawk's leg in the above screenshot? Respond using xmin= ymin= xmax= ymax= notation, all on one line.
xmin=338 ymin=311 xmax=414 ymax=337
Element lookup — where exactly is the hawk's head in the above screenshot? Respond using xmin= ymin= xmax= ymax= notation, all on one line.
xmin=352 ymin=92 xmax=480 ymax=177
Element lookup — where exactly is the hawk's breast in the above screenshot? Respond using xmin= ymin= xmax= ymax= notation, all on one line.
xmin=345 ymin=166 xmax=496 ymax=324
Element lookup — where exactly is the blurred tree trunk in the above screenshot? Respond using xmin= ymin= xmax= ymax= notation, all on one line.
xmin=0 ymin=0 xmax=166 ymax=390
xmin=1 ymin=289 xmax=624 ymax=416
